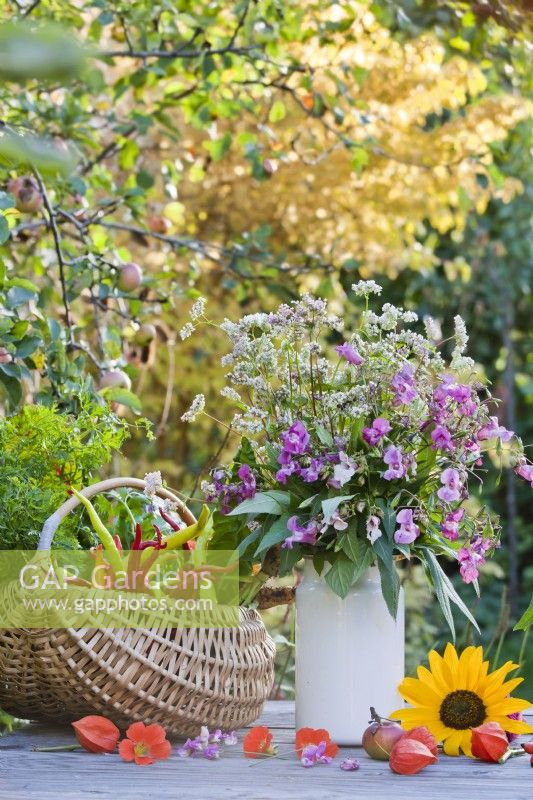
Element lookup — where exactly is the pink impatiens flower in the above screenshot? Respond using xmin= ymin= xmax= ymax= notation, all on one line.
xmin=477 ymin=416 xmax=513 ymax=443
xmin=458 ymin=536 xmax=493 ymax=583
xmin=335 ymin=342 xmax=364 ymax=366
xmin=366 ymin=515 xmax=382 ymax=544
xmin=440 ymin=507 xmax=465 ymax=541
xmin=437 ymin=468 xmax=463 ymax=502
xmin=282 ymin=516 xmax=318 ymax=549
xmin=280 ymin=420 xmax=310 ymax=454
xmin=383 ymin=445 xmax=406 ymax=480
xmin=431 ymin=424 xmax=455 ymax=452
xmin=329 ymin=451 xmax=357 ymax=488
xmin=321 ymin=510 xmax=348 ymax=534
xmin=237 ymin=464 xmax=256 ymax=499
xmin=515 ymin=461 xmax=533 ymax=488
xmin=394 ymin=508 xmax=420 ymax=544
xmin=362 ymin=417 xmax=392 ymax=447
xmin=391 ymin=363 xmax=417 ymax=405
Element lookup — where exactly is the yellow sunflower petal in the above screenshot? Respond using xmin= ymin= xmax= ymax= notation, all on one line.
xmin=490 ymin=716 xmax=533 ymax=734
xmin=458 ymin=729 xmax=473 ymax=757
xmin=425 ymin=722 xmax=451 ymax=743
xmin=398 ymin=676 xmax=442 ymax=707
xmin=443 ymin=730 xmax=464 ymax=756
xmin=487 ymin=697 xmax=532 ymax=716
xmin=443 ymin=642 xmax=460 ymax=680
xmin=416 ymin=664 xmax=445 ymax=698
xmin=484 ymin=661 xmax=520 ymax=690
xmin=389 ymin=706 xmax=439 ymax=722
xmin=461 ymin=646 xmax=484 ymax=691
xmin=482 ymin=676 xmax=524 ymax=705
xmin=428 ymin=649 xmax=454 ymax=693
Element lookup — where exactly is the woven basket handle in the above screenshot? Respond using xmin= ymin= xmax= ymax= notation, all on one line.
xmin=38 ymin=477 xmax=196 ymax=550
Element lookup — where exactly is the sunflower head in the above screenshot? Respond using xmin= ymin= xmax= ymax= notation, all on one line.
xmin=390 ymin=643 xmax=533 ymax=756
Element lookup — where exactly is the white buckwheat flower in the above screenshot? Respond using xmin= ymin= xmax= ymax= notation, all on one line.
xmin=144 ymin=471 xmax=162 ymax=497
xmin=181 ymin=393 xmax=205 ymax=422
xmin=352 ymin=280 xmax=383 ymax=296
xmin=220 ymin=386 xmax=242 ymax=402
xmin=424 ymin=316 xmax=442 ymax=343
xmin=179 ymin=322 xmax=194 ymax=341
xmin=190 ymin=297 xmax=207 ymax=321
xmin=453 ymin=315 xmax=469 ymax=354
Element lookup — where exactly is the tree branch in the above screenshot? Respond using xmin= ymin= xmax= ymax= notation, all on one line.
xmin=32 ymin=170 xmax=73 ymax=340
xmin=98 ymin=44 xmax=260 ymax=60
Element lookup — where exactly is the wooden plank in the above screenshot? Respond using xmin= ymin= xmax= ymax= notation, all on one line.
xmin=0 ymin=704 xmax=531 ymax=800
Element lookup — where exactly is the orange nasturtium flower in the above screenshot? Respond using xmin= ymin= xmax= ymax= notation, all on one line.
xmin=118 ymin=722 xmax=172 ymax=766
xmin=295 ymin=728 xmax=339 ymax=759
xmin=72 ymin=715 xmax=120 ymax=754
xmin=243 ymin=726 xmax=277 ymax=758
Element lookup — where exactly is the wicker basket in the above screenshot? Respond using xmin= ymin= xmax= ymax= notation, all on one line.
xmin=0 ymin=478 xmax=276 ymax=736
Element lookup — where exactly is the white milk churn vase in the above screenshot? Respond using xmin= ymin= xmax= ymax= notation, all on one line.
xmin=295 ymin=558 xmax=404 ymax=745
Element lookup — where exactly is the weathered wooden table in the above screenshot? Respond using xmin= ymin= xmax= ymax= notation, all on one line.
xmin=0 ymin=702 xmax=531 ymax=799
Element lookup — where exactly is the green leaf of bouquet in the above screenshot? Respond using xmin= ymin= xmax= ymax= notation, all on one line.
xmin=421 ymin=547 xmax=479 ymax=635
xmin=228 ymin=490 xmax=290 ymax=516
xmin=422 ymin=547 xmax=455 ymax=640
xmin=375 ymin=499 xmax=396 ymax=539
xmin=321 ymin=494 xmax=354 ymax=521
xmin=514 ymin=594 xmax=533 ymax=630
xmin=313 ymin=552 xmax=325 ymax=576
xmin=279 ymin=545 xmax=302 ymax=575
xmin=254 ymin=515 xmax=291 ymax=556
xmin=298 ymin=493 xmax=318 ymax=509
xmin=324 ymin=553 xmax=357 ymax=599
xmin=315 ymin=425 xmax=334 ymax=447
xmin=376 ymin=557 xmax=400 ymax=619
xmin=235 ymin=437 xmax=259 ymax=470
xmin=236 ymin=527 xmax=261 ymax=556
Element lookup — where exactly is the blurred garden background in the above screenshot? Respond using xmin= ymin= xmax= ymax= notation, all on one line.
xmin=0 ymin=0 xmax=531 ymax=723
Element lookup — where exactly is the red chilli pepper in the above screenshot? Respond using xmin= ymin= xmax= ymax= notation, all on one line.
xmin=132 ymin=522 xmax=143 ymax=550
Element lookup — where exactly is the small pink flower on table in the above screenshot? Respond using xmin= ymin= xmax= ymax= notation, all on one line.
xmin=340 ymin=757 xmax=360 ymax=771
xmin=300 ymin=741 xmax=333 ymax=768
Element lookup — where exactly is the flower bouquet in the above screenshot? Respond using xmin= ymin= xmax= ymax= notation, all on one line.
xmin=183 ymin=282 xmax=531 ymax=629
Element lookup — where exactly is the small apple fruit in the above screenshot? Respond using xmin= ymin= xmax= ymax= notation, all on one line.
xmin=0 ymin=347 xmax=13 ymax=364
xmin=148 ymin=215 xmax=171 ymax=234
xmin=263 ymin=159 xmax=278 ymax=176
xmin=98 ymin=369 xmax=132 ymax=392
xmin=117 ymin=262 xmax=143 ymax=292
xmin=7 ymin=176 xmax=43 ymax=214
xmin=134 ymin=323 xmax=157 ymax=345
